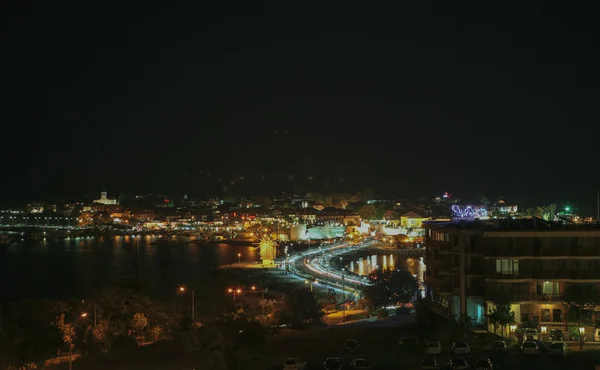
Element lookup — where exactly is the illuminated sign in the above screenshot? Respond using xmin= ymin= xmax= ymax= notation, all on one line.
xmin=451 ymin=205 xmax=488 ymax=219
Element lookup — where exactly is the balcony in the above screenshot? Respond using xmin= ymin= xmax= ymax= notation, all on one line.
xmin=486 ymin=270 xmax=600 ymax=280
xmin=485 ymin=292 xmax=564 ymax=303
xmin=467 ymin=287 xmax=484 ymax=297
xmin=486 ymin=248 xmax=600 ymax=258
xmin=467 ymin=266 xmax=484 ymax=275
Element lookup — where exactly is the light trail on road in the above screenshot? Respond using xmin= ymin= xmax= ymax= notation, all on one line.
xmin=286 ymin=238 xmax=377 ymax=297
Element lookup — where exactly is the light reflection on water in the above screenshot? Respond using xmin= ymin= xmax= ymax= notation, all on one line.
xmin=348 ymin=254 xmax=426 ymax=281
xmin=0 ymin=236 xmax=259 ymax=301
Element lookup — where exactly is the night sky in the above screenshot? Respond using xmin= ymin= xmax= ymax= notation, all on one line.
xmin=3 ymin=2 xmax=599 ymax=213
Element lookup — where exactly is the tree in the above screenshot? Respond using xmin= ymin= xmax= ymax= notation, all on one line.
xmin=131 ymin=312 xmax=148 ymax=339
xmin=363 ymin=268 xmax=417 ymax=311
xmin=183 ymin=326 xmax=228 ymax=369
xmin=544 ymin=204 xmax=557 ymax=220
xmin=487 ymin=303 xmax=515 ymax=339
xmin=375 ymin=201 xmax=392 ymax=220
xmin=357 ymin=204 xmax=377 ymax=221
xmin=275 ymin=288 xmax=323 ymax=327
xmin=149 ymin=325 xmax=163 ymax=343
xmin=0 ymin=300 xmax=63 ymax=370
xmin=84 ymin=318 xmax=110 ymax=354
xmin=563 ymin=284 xmax=600 ymax=349
xmin=55 ymin=313 xmax=77 ymax=370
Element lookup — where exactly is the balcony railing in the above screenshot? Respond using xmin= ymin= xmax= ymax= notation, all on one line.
xmin=467 ymin=267 xmax=484 ymax=275
xmin=485 ymin=249 xmax=600 ymax=258
xmin=486 ymin=292 xmax=564 ymax=302
xmin=486 ymin=270 xmax=600 ymax=280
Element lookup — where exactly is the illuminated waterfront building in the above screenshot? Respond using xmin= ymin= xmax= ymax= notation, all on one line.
xmin=424 ymin=218 xmax=600 ymax=339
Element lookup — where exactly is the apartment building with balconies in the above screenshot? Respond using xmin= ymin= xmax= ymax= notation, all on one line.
xmin=424 ymin=218 xmax=600 ymax=336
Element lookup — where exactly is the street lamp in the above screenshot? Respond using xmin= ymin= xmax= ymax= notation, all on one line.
xmin=305 ymin=280 xmax=313 ymax=293
xmin=340 ymin=257 xmax=345 ymax=323
xmin=228 ymin=288 xmax=242 ymax=300
xmin=510 ymin=325 xmax=517 ymax=338
xmin=178 ymin=286 xmax=195 ymax=324
xmin=579 ymin=327 xmax=585 ymax=349
xmin=251 ymin=285 xmax=266 ymax=316
xmin=237 ymin=253 xmax=241 ymax=264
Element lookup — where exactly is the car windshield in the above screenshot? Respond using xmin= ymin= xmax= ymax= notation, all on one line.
xmin=421 ymin=359 xmax=436 ymax=366
xmin=354 ymin=359 xmax=368 ymax=366
xmin=519 ymin=322 xmax=537 ymax=329
xmin=284 ymin=359 xmax=296 ymax=365
xmin=550 ymin=343 xmax=565 ymax=349
xmin=428 ymin=343 xmax=439 ymax=347
xmin=346 ymin=341 xmax=358 ymax=347
xmin=523 ymin=342 xmax=536 ymax=348
xmin=493 ymin=342 xmax=505 ymax=347
xmin=476 ymin=360 xmax=490 ymax=366
xmin=455 ymin=342 xmax=467 ymax=347
xmin=451 ymin=359 xmax=467 ymax=366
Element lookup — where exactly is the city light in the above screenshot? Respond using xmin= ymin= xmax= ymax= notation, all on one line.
xmin=451 ymin=205 xmax=488 ymax=219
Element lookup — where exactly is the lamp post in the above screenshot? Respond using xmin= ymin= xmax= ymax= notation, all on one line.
xmin=64 ymin=313 xmax=88 ymax=370
xmin=579 ymin=327 xmax=585 ymax=350
xmin=228 ymin=288 xmax=242 ymax=300
xmin=251 ymin=285 xmax=266 ymax=317
xmin=237 ymin=253 xmax=241 ymax=264
xmin=340 ymin=257 xmax=345 ymax=323
xmin=305 ymin=279 xmax=313 ymax=293
xmin=510 ymin=325 xmax=517 ymax=339
xmin=178 ymin=286 xmax=195 ymax=324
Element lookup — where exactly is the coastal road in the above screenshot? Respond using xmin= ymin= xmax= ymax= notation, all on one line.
xmin=287 ymin=238 xmax=377 ymax=299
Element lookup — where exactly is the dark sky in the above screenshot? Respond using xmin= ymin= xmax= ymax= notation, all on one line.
xmin=3 ymin=2 xmax=599 ymax=214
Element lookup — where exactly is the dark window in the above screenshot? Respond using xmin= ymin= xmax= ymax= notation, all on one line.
xmin=541 ymin=309 xmax=551 ymax=322
xmin=534 ymin=238 xmax=541 ymax=256
xmin=553 ymin=309 xmax=562 ymax=322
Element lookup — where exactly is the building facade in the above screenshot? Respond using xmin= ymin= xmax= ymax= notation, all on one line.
xmin=424 ymin=219 xmax=600 ymax=338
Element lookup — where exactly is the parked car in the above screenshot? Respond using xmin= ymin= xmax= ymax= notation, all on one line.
xmin=344 ymin=339 xmax=360 ymax=353
xmin=548 ymin=342 xmax=569 ymax=357
xmin=447 ymin=358 xmax=469 ymax=370
xmin=425 ymin=341 xmax=442 ymax=355
xmin=521 ymin=341 xmax=539 ymax=355
xmin=492 ymin=341 xmax=507 ymax=353
xmin=350 ymin=359 xmax=371 ymax=370
xmin=399 ymin=336 xmax=418 ymax=348
xmin=324 ymin=358 xmax=342 ymax=370
xmin=524 ymin=329 xmax=539 ymax=341
xmin=452 ymin=341 xmax=470 ymax=354
xmin=475 ymin=358 xmax=493 ymax=370
xmin=549 ymin=329 xmax=564 ymax=342
xmin=284 ymin=358 xmax=307 ymax=370
xmin=420 ymin=358 xmax=438 ymax=370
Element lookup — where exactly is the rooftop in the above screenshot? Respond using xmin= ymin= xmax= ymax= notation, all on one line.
xmin=424 ymin=217 xmax=600 ymax=232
